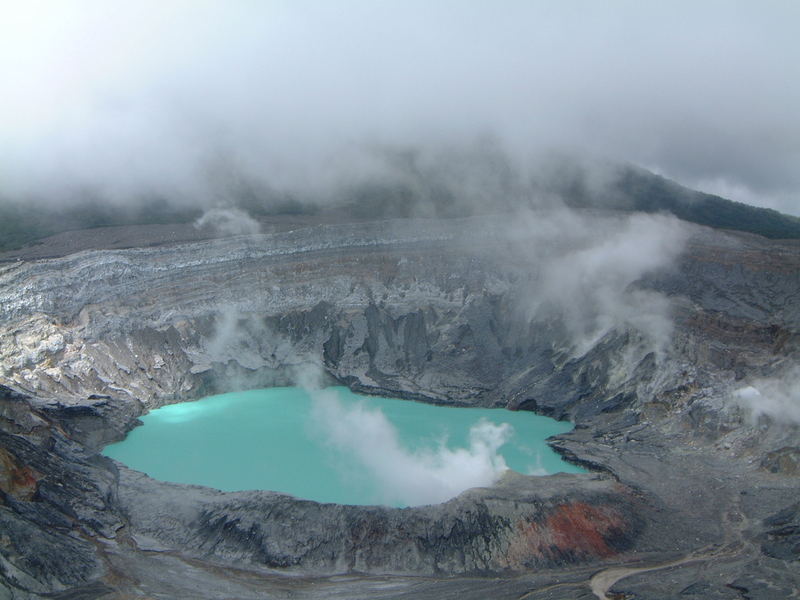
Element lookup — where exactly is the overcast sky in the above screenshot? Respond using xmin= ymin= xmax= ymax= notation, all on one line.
xmin=1 ymin=0 xmax=798 ymax=214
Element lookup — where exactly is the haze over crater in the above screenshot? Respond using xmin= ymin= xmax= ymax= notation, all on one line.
xmin=1 ymin=0 xmax=798 ymax=214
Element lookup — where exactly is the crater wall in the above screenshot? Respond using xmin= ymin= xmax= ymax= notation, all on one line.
xmin=1 ymin=215 xmax=799 ymax=598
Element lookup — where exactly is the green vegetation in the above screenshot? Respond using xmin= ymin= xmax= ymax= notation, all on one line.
xmin=611 ymin=168 xmax=800 ymax=239
xmin=541 ymin=159 xmax=800 ymax=239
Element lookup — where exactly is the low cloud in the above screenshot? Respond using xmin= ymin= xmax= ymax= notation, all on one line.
xmin=1 ymin=2 xmax=798 ymax=214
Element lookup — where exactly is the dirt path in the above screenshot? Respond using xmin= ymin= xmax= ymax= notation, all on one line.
xmin=590 ymin=552 xmax=707 ymax=599
xmin=591 ymin=495 xmax=749 ymax=599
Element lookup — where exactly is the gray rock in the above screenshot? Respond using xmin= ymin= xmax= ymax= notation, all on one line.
xmin=0 ymin=215 xmax=799 ymax=598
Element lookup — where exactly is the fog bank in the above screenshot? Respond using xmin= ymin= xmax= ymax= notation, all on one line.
xmin=2 ymin=1 xmax=798 ymax=214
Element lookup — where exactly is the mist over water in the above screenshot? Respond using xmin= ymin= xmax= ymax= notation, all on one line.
xmin=309 ymin=387 xmax=514 ymax=505
xmin=102 ymin=387 xmax=582 ymax=507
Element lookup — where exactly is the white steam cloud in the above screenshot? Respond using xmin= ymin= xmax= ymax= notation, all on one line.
xmin=194 ymin=207 xmax=261 ymax=236
xmin=734 ymin=367 xmax=800 ymax=425
xmin=508 ymin=210 xmax=689 ymax=355
xmin=306 ymin=385 xmax=511 ymax=506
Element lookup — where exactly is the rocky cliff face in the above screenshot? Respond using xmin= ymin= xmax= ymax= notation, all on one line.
xmin=1 ymin=214 xmax=798 ymax=598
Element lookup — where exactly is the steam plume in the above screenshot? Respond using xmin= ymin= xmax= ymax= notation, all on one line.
xmin=734 ymin=367 xmax=800 ymax=425
xmin=507 ymin=209 xmax=688 ymax=355
xmin=296 ymin=367 xmax=511 ymax=506
xmin=310 ymin=388 xmax=511 ymax=506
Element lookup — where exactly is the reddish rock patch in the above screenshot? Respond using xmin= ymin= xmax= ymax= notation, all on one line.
xmin=545 ymin=502 xmax=621 ymax=557
xmin=506 ymin=501 xmax=628 ymax=568
xmin=0 ymin=448 xmax=41 ymax=501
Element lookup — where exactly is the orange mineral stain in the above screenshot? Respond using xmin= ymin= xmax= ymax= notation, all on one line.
xmin=506 ymin=502 xmax=626 ymax=568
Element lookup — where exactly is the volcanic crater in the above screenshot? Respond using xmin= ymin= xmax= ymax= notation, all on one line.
xmin=1 ymin=212 xmax=799 ymax=599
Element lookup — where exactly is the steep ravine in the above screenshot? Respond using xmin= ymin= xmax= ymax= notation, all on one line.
xmin=1 ymin=215 xmax=798 ymax=599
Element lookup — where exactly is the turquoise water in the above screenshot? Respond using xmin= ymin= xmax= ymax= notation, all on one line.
xmin=102 ymin=386 xmax=582 ymax=507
